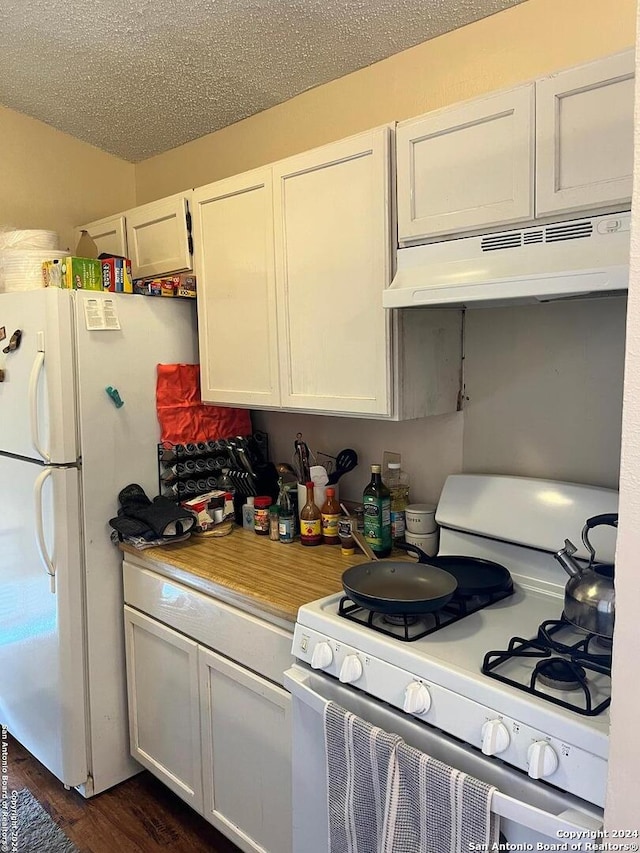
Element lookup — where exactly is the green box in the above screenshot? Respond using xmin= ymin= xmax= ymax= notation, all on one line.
xmin=59 ymin=257 xmax=102 ymax=290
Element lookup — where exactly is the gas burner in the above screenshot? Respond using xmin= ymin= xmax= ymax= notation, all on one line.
xmin=591 ymin=635 xmax=613 ymax=653
xmin=482 ymin=629 xmax=611 ymax=716
xmin=535 ymin=658 xmax=587 ymax=692
xmin=338 ymin=582 xmax=514 ymax=642
xmin=382 ymin=613 xmax=419 ymax=627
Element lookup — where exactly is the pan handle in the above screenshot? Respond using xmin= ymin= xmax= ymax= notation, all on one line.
xmin=395 ymin=541 xmax=434 ymax=564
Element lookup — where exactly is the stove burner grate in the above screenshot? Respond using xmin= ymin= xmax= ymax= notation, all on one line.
xmin=338 ymin=583 xmax=514 ymax=642
xmin=538 ymin=619 xmax=612 ymax=666
xmin=482 ymin=624 xmax=611 ymax=716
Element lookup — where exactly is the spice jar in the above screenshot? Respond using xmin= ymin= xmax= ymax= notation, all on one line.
xmin=254 ymin=496 xmax=272 ymax=535
xmin=338 ymin=516 xmax=356 ymax=555
xmin=269 ymin=505 xmax=280 ymax=541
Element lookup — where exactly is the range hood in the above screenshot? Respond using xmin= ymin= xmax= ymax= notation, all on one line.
xmin=384 ymin=212 xmax=630 ymax=309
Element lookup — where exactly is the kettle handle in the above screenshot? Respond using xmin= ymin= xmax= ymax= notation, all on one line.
xmin=582 ymin=513 xmax=618 ymax=566
xmin=585 ymin=513 xmax=618 ymax=530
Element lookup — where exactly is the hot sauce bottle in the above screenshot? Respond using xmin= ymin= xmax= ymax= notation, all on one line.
xmin=300 ymin=481 xmax=322 ymax=546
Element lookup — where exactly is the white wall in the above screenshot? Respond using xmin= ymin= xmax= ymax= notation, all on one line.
xmin=251 ymin=410 xmax=463 ymax=505
xmin=604 ymin=20 xmax=640 ymax=830
xmin=463 ymin=299 xmax=627 ymax=489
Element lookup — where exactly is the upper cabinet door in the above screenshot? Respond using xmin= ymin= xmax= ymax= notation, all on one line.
xmin=536 ymin=51 xmax=635 ymax=218
xmin=76 ymin=215 xmax=127 ymax=257
xmin=273 ymin=127 xmax=392 ymax=416
xmin=192 ymin=170 xmax=280 ymax=408
xmin=397 ymin=85 xmax=535 ymax=244
xmin=125 ymin=192 xmax=193 ymax=279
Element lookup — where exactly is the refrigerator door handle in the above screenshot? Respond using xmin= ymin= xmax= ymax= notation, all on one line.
xmin=34 ymin=468 xmax=56 ymax=593
xmin=29 ymin=336 xmax=50 ymax=463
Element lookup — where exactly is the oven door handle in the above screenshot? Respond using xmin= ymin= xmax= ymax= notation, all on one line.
xmin=283 ymin=667 xmax=603 ymax=838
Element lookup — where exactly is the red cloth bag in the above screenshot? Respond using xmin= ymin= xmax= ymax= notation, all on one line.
xmin=156 ymin=364 xmax=252 ymax=443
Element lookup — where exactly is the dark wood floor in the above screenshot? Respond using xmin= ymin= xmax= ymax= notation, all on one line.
xmin=6 ymin=735 xmax=241 ymax=852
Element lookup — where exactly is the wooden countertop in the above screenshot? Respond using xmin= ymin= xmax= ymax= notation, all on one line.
xmin=121 ymin=527 xmax=392 ymax=626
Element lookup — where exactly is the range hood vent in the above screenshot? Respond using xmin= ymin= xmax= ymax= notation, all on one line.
xmin=384 ymin=212 xmax=630 ymax=309
xmin=480 ymin=220 xmax=595 ymax=253
xmin=545 ymin=220 xmax=593 ymax=242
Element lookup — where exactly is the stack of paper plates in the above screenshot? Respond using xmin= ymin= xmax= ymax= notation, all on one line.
xmin=0 ymin=249 xmax=66 ymax=292
xmin=0 ymin=229 xmax=60 ymax=251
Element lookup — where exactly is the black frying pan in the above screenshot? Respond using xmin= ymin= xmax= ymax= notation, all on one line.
xmin=397 ymin=543 xmax=512 ymax=596
xmin=342 ymin=560 xmax=458 ymax=615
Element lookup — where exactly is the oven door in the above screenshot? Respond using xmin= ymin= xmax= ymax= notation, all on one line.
xmin=284 ymin=664 xmax=603 ymax=853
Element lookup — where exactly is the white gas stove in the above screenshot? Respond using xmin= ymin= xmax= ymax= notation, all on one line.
xmin=290 ymin=475 xmax=618 ymax=821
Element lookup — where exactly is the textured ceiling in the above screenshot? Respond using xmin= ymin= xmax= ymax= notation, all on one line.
xmin=0 ymin=0 xmax=525 ymax=162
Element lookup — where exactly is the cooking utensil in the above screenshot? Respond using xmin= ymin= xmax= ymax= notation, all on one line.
xmin=351 ymin=526 xmax=379 ymax=561
xmin=342 ymin=559 xmax=458 ymax=615
xmin=233 ymin=437 xmax=257 ymax=478
xmin=554 ymin=512 xmax=617 ymax=638
xmin=315 ymin=452 xmax=335 ymax=475
xmin=327 ymin=448 xmax=358 ymax=485
xmin=277 ymin=462 xmax=298 ymax=483
xmin=396 ymin=543 xmax=513 ymax=596
xmin=294 ymin=433 xmax=311 ymax=483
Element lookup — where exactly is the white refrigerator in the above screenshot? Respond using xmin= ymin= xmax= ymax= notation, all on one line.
xmin=0 ymin=287 xmax=197 ymax=796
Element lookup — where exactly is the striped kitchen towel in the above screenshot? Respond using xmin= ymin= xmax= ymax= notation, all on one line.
xmin=324 ymin=701 xmax=499 ymax=853
xmin=325 ymin=701 xmax=402 ymax=853
xmin=385 ymin=741 xmax=500 ymax=852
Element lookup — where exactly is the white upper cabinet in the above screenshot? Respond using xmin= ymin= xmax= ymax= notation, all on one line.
xmin=194 ymin=128 xmax=462 ymax=419
xmin=273 ymin=128 xmax=393 ymax=416
xmin=124 ymin=191 xmax=193 ymax=279
xmin=397 ymin=85 xmax=535 ymax=244
xmin=536 ymin=50 xmax=635 ymax=217
xmin=192 ymin=170 xmax=280 ymax=408
xmin=75 ymin=214 xmax=127 ymax=257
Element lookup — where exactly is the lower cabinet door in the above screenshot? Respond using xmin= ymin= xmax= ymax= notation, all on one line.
xmin=123 ymin=606 xmax=203 ymax=812
xmin=199 ymin=646 xmax=292 ymax=853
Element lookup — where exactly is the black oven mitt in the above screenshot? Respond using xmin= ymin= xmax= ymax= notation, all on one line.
xmin=109 ymin=484 xmax=195 ymax=539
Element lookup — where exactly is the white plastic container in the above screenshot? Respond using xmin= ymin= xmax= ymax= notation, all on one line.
xmin=0 ymin=248 xmax=66 ymax=292
xmin=297 ymin=482 xmax=337 ymax=516
xmin=0 ymin=229 xmax=59 ymax=251
xmin=404 ymin=529 xmax=439 ymax=556
xmin=405 ymin=503 xmax=437 ymax=534
xmin=387 ymin=462 xmax=410 ymax=541
xmin=242 ymin=496 xmax=255 ymax=530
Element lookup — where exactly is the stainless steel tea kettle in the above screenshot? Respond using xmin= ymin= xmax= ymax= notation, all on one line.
xmin=554 ymin=513 xmax=618 ymax=639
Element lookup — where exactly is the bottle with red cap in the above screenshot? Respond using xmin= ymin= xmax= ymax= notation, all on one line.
xmin=254 ymin=496 xmax=272 ymax=535
xmin=300 ymin=482 xmax=322 ymax=546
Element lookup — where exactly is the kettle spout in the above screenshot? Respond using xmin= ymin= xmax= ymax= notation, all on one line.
xmin=554 ymin=539 xmax=583 ymax=578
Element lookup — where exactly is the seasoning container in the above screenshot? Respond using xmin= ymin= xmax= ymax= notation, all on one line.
xmin=269 ymin=505 xmax=280 ymax=541
xmin=277 ymin=478 xmax=295 ymax=544
xmin=242 ymin=496 xmax=255 ymax=530
xmin=300 ymin=481 xmax=322 ymax=546
xmin=254 ymin=496 xmax=272 ymax=535
xmin=363 ymin=464 xmax=392 ymax=558
xmin=338 ymin=516 xmax=356 ymax=555
xmin=321 ymin=487 xmax=341 ymax=545
xmin=279 ymin=512 xmax=295 ymax=543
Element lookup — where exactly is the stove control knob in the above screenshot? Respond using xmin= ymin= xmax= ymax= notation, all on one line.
xmin=527 ymin=741 xmax=559 ymax=779
xmin=481 ymin=719 xmax=510 ymax=756
xmin=403 ymin=682 xmax=431 ymax=715
xmin=310 ymin=642 xmax=333 ymax=670
xmin=339 ymin=654 xmax=363 ymax=684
